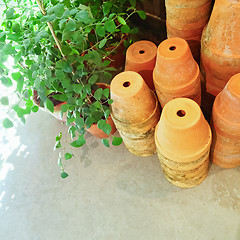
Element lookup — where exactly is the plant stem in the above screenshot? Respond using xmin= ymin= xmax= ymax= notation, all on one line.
xmin=36 ymin=0 xmax=65 ymax=59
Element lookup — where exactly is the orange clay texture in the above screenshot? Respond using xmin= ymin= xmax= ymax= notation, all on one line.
xmin=165 ymin=0 xmax=212 ymax=62
xmin=201 ymin=0 xmax=240 ymax=96
xmin=153 ymin=38 xmax=201 ymax=108
xmin=155 ymin=98 xmax=212 ymax=188
xmin=125 ymin=40 xmax=157 ymax=90
xmin=210 ymin=73 xmax=240 ymax=168
xmin=110 ymin=71 xmax=160 ymax=156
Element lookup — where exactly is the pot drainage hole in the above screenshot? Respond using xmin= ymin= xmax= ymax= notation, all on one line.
xmin=169 ymin=46 xmax=176 ymax=51
xmin=177 ymin=110 xmax=186 ymax=117
xmin=123 ymin=81 xmax=131 ymax=87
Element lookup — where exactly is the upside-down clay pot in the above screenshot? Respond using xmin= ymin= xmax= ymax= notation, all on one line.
xmin=210 ymin=73 xmax=240 ymax=168
xmin=125 ymin=40 xmax=157 ymax=90
xmin=153 ymin=38 xmax=201 ymax=108
xmin=110 ymin=71 xmax=160 ymax=156
xmin=201 ymin=0 xmax=240 ymax=96
xmin=86 ymin=83 xmax=117 ymax=139
xmin=155 ymin=98 xmax=212 ymax=188
xmin=165 ymin=0 xmax=213 ymax=62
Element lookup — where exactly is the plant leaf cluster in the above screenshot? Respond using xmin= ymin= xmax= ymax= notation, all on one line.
xmin=0 ymin=0 xmax=145 ymax=177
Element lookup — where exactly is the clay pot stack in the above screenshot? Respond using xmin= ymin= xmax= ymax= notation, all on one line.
xmin=165 ymin=0 xmax=213 ymax=62
xmin=153 ymin=38 xmax=201 ymax=108
xmin=201 ymin=0 xmax=240 ymax=96
xmin=155 ymin=98 xmax=212 ymax=188
xmin=110 ymin=71 xmax=160 ymax=156
xmin=125 ymin=40 xmax=157 ymax=90
xmin=210 ymin=73 xmax=240 ymax=168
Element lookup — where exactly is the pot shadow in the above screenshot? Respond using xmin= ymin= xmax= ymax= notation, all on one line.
xmin=115 ymin=155 xmax=185 ymax=200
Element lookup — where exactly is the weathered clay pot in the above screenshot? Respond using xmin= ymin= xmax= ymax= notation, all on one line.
xmin=166 ymin=0 xmax=212 ymax=62
xmin=155 ymin=98 xmax=212 ymax=188
xmin=110 ymin=71 xmax=160 ymax=156
xmin=201 ymin=0 xmax=240 ymax=96
xmin=153 ymin=38 xmax=201 ymax=108
xmin=125 ymin=40 xmax=157 ymax=90
xmin=210 ymin=73 xmax=240 ymax=168
xmin=86 ymin=83 xmax=117 ymax=139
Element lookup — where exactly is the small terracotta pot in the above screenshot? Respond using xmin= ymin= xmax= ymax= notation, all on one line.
xmin=210 ymin=73 xmax=240 ymax=168
xmin=110 ymin=71 xmax=160 ymax=156
xmin=86 ymin=115 xmax=117 ymax=139
xmin=153 ymin=38 xmax=201 ymax=108
xmin=201 ymin=0 xmax=240 ymax=96
xmin=165 ymin=0 xmax=212 ymax=62
xmin=33 ymin=90 xmax=67 ymax=122
xmin=86 ymin=83 xmax=117 ymax=139
xmin=125 ymin=40 xmax=157 ymax=90
xmin=155 ymin=98 xmax=212 ymax=188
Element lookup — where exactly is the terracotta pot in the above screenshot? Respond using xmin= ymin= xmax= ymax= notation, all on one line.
xmin=165 ymin=0 xmax=212 ymax=62
xmin=155 ymin=98 xmax=212 ymax=188
xmin=153 ymin=38 xmax=201 ymax=108
xmin=110 ymin=71 xmax=160 ymax=156
xmin=210 ymin=73 xmax=240 ymax=168
xmin=106 ymin=34 xmax=127 ymax=72
xmin=33 ymin=90 xmax=67 ymax=122
xmin=86 ymin=83 xmax=117 ymax=139
xmin=86 ymin=115 xmax=117 ymax=139
xmin=201 ymin=0 xmax=240 ymax=96
xmin=125 ymin=40 xmax=157 ymax=90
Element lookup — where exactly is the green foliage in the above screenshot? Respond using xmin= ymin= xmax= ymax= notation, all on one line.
xmin=102 ymin=138 xmax=110 ymax=147
xmin=0 ymin=0 xmax=146 ymax=177
xmin=65 ymin=152 xmax=73 ymax=160
xmin=112 ymin=136 xmax=123 ymax=146
xmin=61 ymin=171 xmax=69 ymax=178
xmin=3 ymin=118 xmax=14 ymax=128
xmin=1 ymin=96 xmax=9 ymax=105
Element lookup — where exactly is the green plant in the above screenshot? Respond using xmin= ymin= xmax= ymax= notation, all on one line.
xmin=0 ymin=0 xmax=146 ymax=177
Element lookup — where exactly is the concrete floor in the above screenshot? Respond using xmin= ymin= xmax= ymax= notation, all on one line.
xmin=0 ymin=109 xmax=240 ymax=240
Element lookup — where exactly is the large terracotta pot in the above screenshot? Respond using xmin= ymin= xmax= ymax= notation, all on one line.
xmin=210 ymin=73 xmax=240 ymax=168
xmin=110 ymin=71 xmax=160 ymax=156
xmin=201 ymin=0 xmax=240 ymax=96
xmin=166 ymin=0 xmax=213 ymax=62
xmin=155 ymin=98 xmax=212 ymax=188
xmin=153 ymin=38 xmax=201 ymax=108
xmin=86 ymin=83 xmax=117 ymax=139
xmin=125 ymin=40 xmax=157 ymax=90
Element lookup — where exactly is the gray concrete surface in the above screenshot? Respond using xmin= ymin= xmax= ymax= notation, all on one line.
xmin=0 ymin=109 xmax=240 ymax=240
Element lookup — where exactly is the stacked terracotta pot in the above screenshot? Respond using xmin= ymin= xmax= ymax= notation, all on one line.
xmin=153 ymin=38 xmax=201 ymax=108
xmin=201 ymin=0 xmax=240 ymax=96
xmin=125 ymin=40 xmax=157 ymax=90
xmin=165 ymin=0 xmax=212 ymax=62
xmin=110 ymin=71 xmax=160 ymax=156
xmin=155 ymin=98 xmax=212 ymax=188
xmin=211 ymin=73 xmax=240 ymax=168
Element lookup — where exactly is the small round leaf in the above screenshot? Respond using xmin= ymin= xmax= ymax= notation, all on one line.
xmin=0 ymin=96 xmax=9 ymax=105
xmin=112 ymin=136 xmax=123 ymax=146
xmin=61 ymin=171 xmax=69 ymax=178
xmin=3 ymin=118 xmax=14 ymax=128
xmin=65 ymin=153 xmax=73 ymax=160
